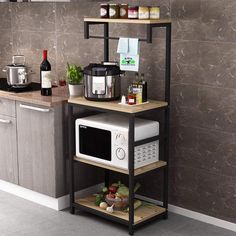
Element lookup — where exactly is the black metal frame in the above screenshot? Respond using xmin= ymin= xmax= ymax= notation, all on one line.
xmin=69 ymin=20 xmax=171 ymax=235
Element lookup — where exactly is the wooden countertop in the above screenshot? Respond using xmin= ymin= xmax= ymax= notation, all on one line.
xmin=0 ymin=86 xmax=69 ymax=107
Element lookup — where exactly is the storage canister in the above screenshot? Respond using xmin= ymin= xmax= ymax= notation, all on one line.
xmin=138 ymin=6 xmax=150 ymax=19
xmin=120 ymin=4 xmax=128 ymax=19
xmin=150 ymin=6 xmax=160 ymax=19
xmin=100 ymin=4 xmax=109 ymax=18
xmin=109 ymin=4 xmax=119 ymax=19
xmin=128 ymin=6 xmax=139 ymax=19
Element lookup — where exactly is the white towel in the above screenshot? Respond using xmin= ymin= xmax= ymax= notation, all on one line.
xmin=129 ymin=38 xmax=139 ymax=55
xmin=117 ymin=37 xmax=129 ymax=54
xmin=117 ymin=37 xmax=140 ymax=72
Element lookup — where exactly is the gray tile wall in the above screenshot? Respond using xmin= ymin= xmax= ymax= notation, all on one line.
xmin=0 ymin=1 xmax=235 ymax=223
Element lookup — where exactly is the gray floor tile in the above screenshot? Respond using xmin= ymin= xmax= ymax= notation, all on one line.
xmin=0 ymin=190 xmax=235 ymax=236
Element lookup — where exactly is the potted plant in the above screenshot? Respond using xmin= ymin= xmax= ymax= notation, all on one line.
xmin=67 ymin=63 xmax=83 ymax=96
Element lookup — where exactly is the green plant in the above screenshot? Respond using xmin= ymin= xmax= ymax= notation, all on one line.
xmin=67 ymin=63 xmax=83 ymax=85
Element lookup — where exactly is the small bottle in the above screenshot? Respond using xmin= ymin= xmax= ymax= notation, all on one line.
xmin=40 ymin=50 xmax=52 ymax=96
xmin=127 ymin=85 xmax=136 ymax=105
xmin=140 ymin=73 xmax=147 ymax=102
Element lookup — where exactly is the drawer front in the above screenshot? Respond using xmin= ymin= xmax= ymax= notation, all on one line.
xmin=0 ymin=98 xmax=16 ymax=117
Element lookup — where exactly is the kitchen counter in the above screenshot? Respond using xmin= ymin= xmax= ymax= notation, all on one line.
xmin=0 ymin=86 xmax=69 ymax=107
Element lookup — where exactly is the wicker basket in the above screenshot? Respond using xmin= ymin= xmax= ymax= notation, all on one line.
xmin=105 ymin=196 xmax=128 ymax=210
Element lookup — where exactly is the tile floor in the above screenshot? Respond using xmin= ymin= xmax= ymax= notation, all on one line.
xmin=0 ymin=190 xmax=235 ymax=236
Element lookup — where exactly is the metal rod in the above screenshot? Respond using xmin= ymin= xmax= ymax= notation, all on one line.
xmin=147 ymin=24 xmax=153 ymax=43
xmin=68 ymin=104 xmax=75 ymax=214
xmin=89 ymin=36 xmax=147 ymax=42
xmin=104 ymin=23 xmax=109 ymax=62
xmin=163 ymin=23 xmax=171 ymax=214
xmin=128 ymin=114 xmax=135 ymax=235
xmin=105 ymin=169 xmax=110 ymax=187
xmin=134 ymin=135 xmax=159 ymax=147
xmin=84 ymin=21 xmax=89 ymax=39
xmin=165 ymin=23 xmax=171 ymax=103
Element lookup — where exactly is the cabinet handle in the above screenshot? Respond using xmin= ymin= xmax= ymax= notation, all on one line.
xmin=0 ymin=118 xmax=11 ymax=124
xmin=19 ymin=104 xmax=50 ymax=113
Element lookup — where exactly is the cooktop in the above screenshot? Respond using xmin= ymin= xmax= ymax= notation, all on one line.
xmin=0 ymin=78 xmax=41 ymax=93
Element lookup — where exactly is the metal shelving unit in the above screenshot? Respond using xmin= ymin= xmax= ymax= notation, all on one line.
xmin=68 ymin=18 xmax=171 ymax=235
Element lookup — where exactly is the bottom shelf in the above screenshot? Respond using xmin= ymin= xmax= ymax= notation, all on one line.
xmin=75 ymin=196 xmax=166 ymax=225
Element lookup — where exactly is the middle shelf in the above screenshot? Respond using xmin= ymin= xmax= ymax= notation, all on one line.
xmin=74 ymin=156 xmax=167 ymax=176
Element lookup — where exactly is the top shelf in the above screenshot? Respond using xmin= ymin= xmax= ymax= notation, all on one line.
xmin=84 ymin=17 xmax=171 ymax=25
xmin=68 ymin=97 xmax=168 ymax=114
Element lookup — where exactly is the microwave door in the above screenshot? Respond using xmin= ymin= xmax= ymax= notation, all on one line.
xmin=79 ymin=125 xmax=111 ymax=161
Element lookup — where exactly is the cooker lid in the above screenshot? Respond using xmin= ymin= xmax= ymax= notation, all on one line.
xmin=84 ymin=63 xmax=121 ymax=76
xmin=7 ymin=64 xmax=26 ymax=68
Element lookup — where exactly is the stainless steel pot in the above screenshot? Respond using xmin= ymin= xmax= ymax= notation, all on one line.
xmin=2 ymin=55 xmax=31 ymax=88
xmin=83 ymin=63 xmax=122 ymax=101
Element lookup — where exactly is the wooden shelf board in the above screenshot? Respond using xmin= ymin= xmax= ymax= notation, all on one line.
xmin=68 ymin=97 xmax=168 ymax=114
xmin=74 ymin=156 xmax=167 ymax=176
xmin=76 ymin=196 xmax=166 ymax=225
xmin=84 ymin=17 xmax=171 ymax=25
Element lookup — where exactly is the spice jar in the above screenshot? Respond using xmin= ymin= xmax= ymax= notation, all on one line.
xmin=100 ymin=4 xmax=109 ymax=18
xmin=109 ymin=4 xmax=119 ymax=19
xmin=150 ymin=7 xmax=160 ymax=19
xmin=128 ymin=6 xmax=139 ymax=19
xmin=138 ymin=6 xmax=150 ymax=19
xmin=120 ymin=4 xmax=128 ymax=19
xmin=127 ymin=85 xmax=136 ymax=105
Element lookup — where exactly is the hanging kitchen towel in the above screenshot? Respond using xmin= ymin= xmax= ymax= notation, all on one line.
xmin=117 ymin=37 xmax=129 ymax=54
xmin=119 ymin=38 xmax=140 ymax=72
xmin=129 ymin=38 xmax=139 ymax=55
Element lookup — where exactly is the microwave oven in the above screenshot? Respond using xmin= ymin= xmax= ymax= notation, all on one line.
xmin=75 ymin=113 xmax=159 ymax=170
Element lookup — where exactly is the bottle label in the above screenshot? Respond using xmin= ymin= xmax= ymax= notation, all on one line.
xmin=100 ymin=8 xmax=107 ymax=17
xmin=120 ymin=8 xmax=126 ymax=17
xmin=109 ymin=8 xmax=116 ymax=17
xmin=41 ymin=71 xmax=52 ymax=88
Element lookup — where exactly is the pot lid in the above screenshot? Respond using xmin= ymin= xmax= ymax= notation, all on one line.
xmin=84 ymin=63 xmax=121 ymax=76
xmin=6 ymin=64 xmax=26 ymax=68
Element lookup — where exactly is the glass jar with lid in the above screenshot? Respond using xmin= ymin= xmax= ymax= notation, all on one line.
xmin=109 ymin=4 xmax=120 ymax=19
xmin=120 ymin=4 xmax=128 ymax=19
xmin=100 ymin=4 xmax=109 ymax=18
xmin=128 ymin=6 xmax=139 ymax=19
xmin=138 ymin=6 xmax=150 ymax=19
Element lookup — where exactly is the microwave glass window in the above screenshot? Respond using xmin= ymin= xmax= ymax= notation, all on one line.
xmin=79 ymin=125 xmax=111 ymax=161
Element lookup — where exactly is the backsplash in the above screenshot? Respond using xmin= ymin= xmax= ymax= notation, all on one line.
xmin=0 ymin=0 xmax=235 ymax=223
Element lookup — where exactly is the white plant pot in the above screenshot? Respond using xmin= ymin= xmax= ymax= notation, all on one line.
xmin=69 ymin=84 xmax=84 ymax=97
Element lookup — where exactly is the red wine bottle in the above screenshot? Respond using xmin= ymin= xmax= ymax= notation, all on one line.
xmin=40 ymin=50 xmax=52 ymax=96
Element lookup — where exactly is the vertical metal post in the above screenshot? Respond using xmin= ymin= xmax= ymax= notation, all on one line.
xmin=165 ymin=23 xmax=171 ymax=103
xmin=104 ymin=23 xmax=109 ymax=62
xmin=84 ymin=22 xmax=89 ymax=39
xmin=128 ymin=114 xmax=135 ymax=235
xmin=163 ymin=23 xmax=171 ymax=217
xmin=69 ymin=104 xmax=75 ymax=214
xmin=105 ymin=169 xmax=110 ymax=188
xmin=147 ymin=24 xmax=153 ymax=44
